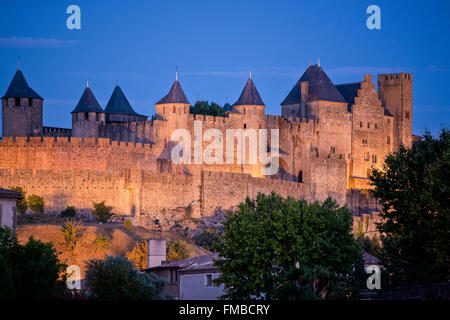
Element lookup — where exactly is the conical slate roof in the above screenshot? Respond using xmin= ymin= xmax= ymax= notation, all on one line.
xmin=281 ymin=65 xmax=346 ymax=105
xmin=2 ymin=69 xmax=43 ymax=99
xmin=233 ymin=78 xmax=265 ymax=106
xmin=155 ymin=80 xmax=190 ymax=105
xmin=71 ymin=86 xmax=103 ymax=113
xmin=104 ymin=85 xmax=139 ymax=115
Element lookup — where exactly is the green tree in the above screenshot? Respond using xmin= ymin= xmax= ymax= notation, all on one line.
xmin=126 ymin=241 xmax=148 ymax=269
xmin=166 ymin=239 xmax=192 ymax=261
xmin=61 ymin=206 xmax=76 ymax=218
xmin=194 ymin=227 xmax=223 ymax=252
xmin=214 ymin=193 xmax=364 ymax=300
xmin=61 ymin=218 xmax=85 ymax=255
xmin=27 ymin=194 xmax=45 ymax=214
xmin=190 ymin=100 xmax=226 ymax=117
xmin=93 ymin=234 xmax=111 ymax=252
xmin=370 ymin=129 xmax=450 ymax=286
xmin=84 ymin=255 xmax=165 ymax=300
xmin=92 ymin=201 xmax=115 ymax=223
xmin=11 ymin=187 xmax=27 ymax=215
xmin=0 ymin=227 xmax=66 ymax=299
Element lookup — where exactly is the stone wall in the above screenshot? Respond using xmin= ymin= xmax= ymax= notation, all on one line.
xmin=0 ymin=167 xmax=312 ymax=218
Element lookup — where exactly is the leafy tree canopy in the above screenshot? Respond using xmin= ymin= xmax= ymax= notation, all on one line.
xmin=214 ymin=193 xmax=364 ymax=300
xmin=0 ymin=227 xmax=66 ymax=299
xmin=370 ymin=129 xmax=450 ymax=286
xmin=190 ymin=100 xmax=226 ymax=117
xmin=85 ymin=255 xmax=165 ymax=300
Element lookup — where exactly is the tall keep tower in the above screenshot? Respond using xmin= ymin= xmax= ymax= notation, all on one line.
xmin=377 ymin=73 xmax=413 ymax=149
xmin=1 ymin=68 xmax=43 ymax=137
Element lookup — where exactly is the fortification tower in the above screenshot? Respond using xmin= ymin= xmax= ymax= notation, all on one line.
xmin=1 ymin=68 xmax=43 ymax=137
xmin=71 ymin=82 xmax=105 ymax=138
xmin=232 ymin=74 xmax=266 ymax=127
xmin=231 ymin=75 xmax=266 ymax=176
xmin=377 ymin=73 xmax=413 ymax=149
xmin=104 ymin=84 xmax=147 ymax=123
xmin=154 ymin=74 xmax=190 ymax=146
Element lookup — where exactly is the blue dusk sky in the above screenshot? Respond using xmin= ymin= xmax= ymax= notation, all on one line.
xmin=0 ymin=0 xmax=449 ymax=136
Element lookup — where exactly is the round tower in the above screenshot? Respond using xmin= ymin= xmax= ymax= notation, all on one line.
xmin=232 ymin=73 xmax=266 ymax=130
xmin=154 ymin=73 xmax=190 ymax=145
xmin=232 ymin=74 xmax=267 ymax=177
xmin=1 ymin=68 xmax=43 ymax=137
xmin=71 ymin=82 xmax=105 ymax=138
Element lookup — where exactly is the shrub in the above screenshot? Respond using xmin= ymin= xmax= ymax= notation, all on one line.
xmin=126 ymin=241 xmax=148 ymax=270
xmin=167 ymin=240 xmax=191 ymax=261
xmin=92 ymin=201 xmax=114 ymax=223
xmin=27 ymin=194 xmax=45 ymax=214
xmin=194 ymin=228 xmax=223 ymax=252
xmin=61 ymin=218 xmax=85 ymax=255
xmin=123 ymin=219 xmax=132 ymax=230
xmin=11 ymin=187 xmax=27 ymax=215
xmin=84 ymin=255 xmax=165 ymax=300
xmin=61 ymin=206 xmax=76 ymax=218
xmin=94 ymin=234 xmax=111 ymax=252
xmin=0 ymin=227 xmax=66 ymax=299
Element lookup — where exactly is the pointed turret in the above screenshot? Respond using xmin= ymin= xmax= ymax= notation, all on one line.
xmin=233 ymin=78 xmax=265 ymax=107
xmin=104 ymin=85 xmax=147 ymax=123
xmin=281 ymin=65 xmax=346 ymax=105
xmin=1 ymin=68 xmax=43 ymax=137
xmin=155 ymin=76 xmax=190 ymax=120
xmin=155 ymin=80 xmax=190 ymax=105
xmin=105 ymin=85 xmax=137 ymax=115
xmin=71 ymin=83 xmax=105 ymax=138
xmin=2 ymin=69 xmax=43 ymax=100
xmin=71 ymin=85 xmax=103 ymax=113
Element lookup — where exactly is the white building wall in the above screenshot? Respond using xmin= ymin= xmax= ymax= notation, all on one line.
xmin=179 ymin=272 xmax=225 ymax=300
xmin=0 ymin=198 xmax=17 ymax=230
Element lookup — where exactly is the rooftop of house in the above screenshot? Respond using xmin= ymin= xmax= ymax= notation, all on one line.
xmin=0 ymin=188 xmax=23 ymax=199
xmin=363 ymin=251 xmax=381 ymax=266
xmin=142 ymin=252 xmax=220 ymax=273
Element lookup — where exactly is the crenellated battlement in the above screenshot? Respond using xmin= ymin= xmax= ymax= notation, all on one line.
xmin=0 ymin=136 xmax=155 ymax=150
xmin=378 ymin=72 xmax=412 ymax=81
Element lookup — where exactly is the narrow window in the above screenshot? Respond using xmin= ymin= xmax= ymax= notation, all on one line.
xmin=364 ymin=151 xmax=369 ymax=161
xmin=205 ymin=274 xmax=213 ymax=287
xmin=367 ymin=123 xmax=370 ymax=128
xmin=173 ymin=106 xmax=176 ymax=113
xmin=374 ymin=123 xmax=378 ymax=129
xmin=360 ymin=121 xmax=363 ymax=128
xmin=298 ymin=170 xmax=303 ymax=183
xmin=405 ymin=111 xmax=410 ymax=119
xmin=84 ymin=112 xmax=89 ymax=121
xmin=243 ymin=123 xmax=247 ymax=129
xmin=28 ymin=98 xmax=32 ymax=107
xmin=15 ymin=98 xmax=20 ymax=106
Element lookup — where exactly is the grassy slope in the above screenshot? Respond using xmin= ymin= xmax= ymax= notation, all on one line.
xmin=17 ymin=215 xmax=210 ymax=277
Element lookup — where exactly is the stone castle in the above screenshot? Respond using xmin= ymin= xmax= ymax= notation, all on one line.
xmin=0 ymin=64 xmax=413 ymax=232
